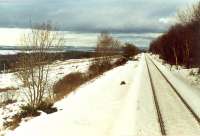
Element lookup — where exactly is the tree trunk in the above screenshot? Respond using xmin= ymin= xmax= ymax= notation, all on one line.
xmin=173 ymin=47 xmax=178 ymax=69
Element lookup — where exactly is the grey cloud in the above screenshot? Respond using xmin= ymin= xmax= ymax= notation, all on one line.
xmin=0 ymin=0 xmax=195 ymax=32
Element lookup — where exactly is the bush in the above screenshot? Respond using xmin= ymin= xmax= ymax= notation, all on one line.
xmin=114 ymin=57 xmax=128 ymax=67
xmin=21 ymin=101 xmax=57 ymax=115
xmin=53 ymin=57 xmax=128 ymax=100
xmin=123 ymin=43 xmax=139 ymax=58
xmin=0 ymin=87 xmax=18 ymax=93
xmin=0 ymin=89 xmax=17 ymax=107
xmin=3 ymin=100 xmax=57 ymax=130
xmin=89 ymin=57 xmax=113 ymax=75
xmin=16 ymin=23 xmax=64 ymax=112
xmin=3 ymin=107 xmax=40 ymax=130
xmin=53 ymin=58 xmax=113 ymax=100
xmin=0 ymin=94 xmax=16 ymax=107
xmin=53 ymin=72 xmax=87 ymax=100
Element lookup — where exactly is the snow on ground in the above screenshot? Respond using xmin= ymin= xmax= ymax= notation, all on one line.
xmin=0 ymin=56 xmax=118 ymax=91
xmin=110 ymin=54 xmax=161 ymax=136
xmin=172 ymin=68 xmax=200 ymax=88
xmin=0 ymin=50 xmax=21 ymax=55
xmin=0 ymin=58 xmax=92 ymax=103
xmin=149 ymin=54 xmax=200 ymax=120
xmin=147 ymin=56 xmax=200 ymax=135
xmin=5 ymin=60 xmax=139 ymax=136
xmin=48 ymin=58 xmax=91 ymax=84
xmin=0 ymin=73 xmax=21 ymax=89
xmin=0 ymin=102 xmax=24 ymax=133
xmin=0 ymin=58 xmax=91 ymax=90
xmin=2 ymin=53 xmax=199 ymax=136
xmin=150 ymin=54 xmax=200 ymax=88
xmin=0 ymin=58 xmax=92 ymax=135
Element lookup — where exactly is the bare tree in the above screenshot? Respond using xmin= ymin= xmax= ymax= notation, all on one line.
xmin=96 ymin=32 xmax=121 ymax=56
xmin=177 ymin=6 xmax=194 ymax=25
xmin=177 ymin=1 xmax=200 ymax=25
xmin=17 ymin=23 xmax=64 ymax=109
xmin=123 ymin=43 xmax=139 ymax=58
xmin=89 ymin=32 xmax=121 ymax=74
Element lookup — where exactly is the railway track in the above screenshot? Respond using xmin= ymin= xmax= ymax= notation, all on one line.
xmin=145 ymin=56 xmax=166 ymax=136
xmin=145 ymin=55 xmax=200 ymax=136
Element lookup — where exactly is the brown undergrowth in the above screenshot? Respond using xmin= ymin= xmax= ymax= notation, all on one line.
xmin=53 ymin=57 xmax=128 ymax=100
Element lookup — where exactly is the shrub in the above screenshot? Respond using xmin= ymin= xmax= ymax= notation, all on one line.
xmin=122 ymin=43 xmax=139 ymax=58
xmin=96 ymin=32 xmax=121 ymax=56
xmin=53 ymin=72 xmax=86 ymax=100
xmin=53 ymin=57 xmax=128 ymax=100
xmin=0 ymin=90 xmax=17 ymax=107
xmin=89 ymin=57 xmax=113 ymax=75
xmin=21 ymin=101 xmax=57 ymax=115
xmin=0 ymin=87 xmax=18 ymax=93
xmin=114 ymin=57 xmax=128 ymax=67
xmin=16 ymin=23 xmax=64 ymax=111
xmin=3 ymin=100 xmax=57 ymax=130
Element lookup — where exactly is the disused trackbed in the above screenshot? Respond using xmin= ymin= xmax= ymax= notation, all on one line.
xmin=145 ymin=57 xmax=166 ymax=136
xmin=147 ymin=56 xmax=200 ymax=126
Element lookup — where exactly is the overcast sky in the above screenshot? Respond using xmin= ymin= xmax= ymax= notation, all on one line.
xmin=0 ymin=0 xmax=197 ymax=33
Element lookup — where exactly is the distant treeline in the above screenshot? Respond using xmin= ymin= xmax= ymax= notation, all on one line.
xmin=0 ymin=51 xmax=97 ymax=72
xmin=149 ymin=1 xmax=200 ymax=68
xmin=95 ymin=32 xmax=140 ymax=58
xmin=0 ymin=32 xmax=141 ymax=73
xmin=0 ymin=45 xmax=140 ymax=73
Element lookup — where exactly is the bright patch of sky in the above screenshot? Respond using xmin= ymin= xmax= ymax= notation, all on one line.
xmin=0 ymin=28 xmax=161 ymax=47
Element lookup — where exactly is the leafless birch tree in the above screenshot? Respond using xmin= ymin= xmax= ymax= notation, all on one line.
xmin=17 ymin=23 xmax=64 ymax=109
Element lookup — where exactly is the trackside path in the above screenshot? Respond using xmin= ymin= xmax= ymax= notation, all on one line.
xmin=110 ymin=54 xmax=161 ymax=136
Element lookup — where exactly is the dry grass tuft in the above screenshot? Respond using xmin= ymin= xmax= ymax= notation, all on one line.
xmin=0 ymin=87 xmax=18 ymax=93
xmin=3 ymin=101 xmax=57 ymax=130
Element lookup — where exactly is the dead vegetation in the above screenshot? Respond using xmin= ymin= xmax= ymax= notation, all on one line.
xmin=53 ymin=32 xmax=129 ymax=100
xmin=0 ymin=31 xmax=138 ymax=131
xmin=53 ymin=56 xmax=128 ymax=100
xmin=53 ymin=72 xmax=87 ymax=100
xmin=1 ymin=23 xmax=63 ymax=130
xmin=3 ymin=101 xmax=57 ymax=130
xmin=0 ymin=88 xmax=18 ymax=107
xmin=16 ymin=22 xmax=64 ymax=110
xmin=0 ymin=87 xmax=18 ymax=93
xmin=122 ymin=43 xmax=140 ymax=58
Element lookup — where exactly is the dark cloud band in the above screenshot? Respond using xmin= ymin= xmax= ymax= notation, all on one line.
xmin=0 ymin=0 xmax=194 ymax=33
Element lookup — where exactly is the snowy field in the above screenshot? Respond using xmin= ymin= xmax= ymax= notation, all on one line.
xmin=5 ymin=59 xmax=140 ymax=136
xmin=1 ymin=53 xmax=200 ymax=136
xmin=0 ymin=50 xmax=21 ymax=55
xmin=0 ymin=58 xmax=93 ymax=135
xmin=0 ymin=58 xmax=91 ymax=90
